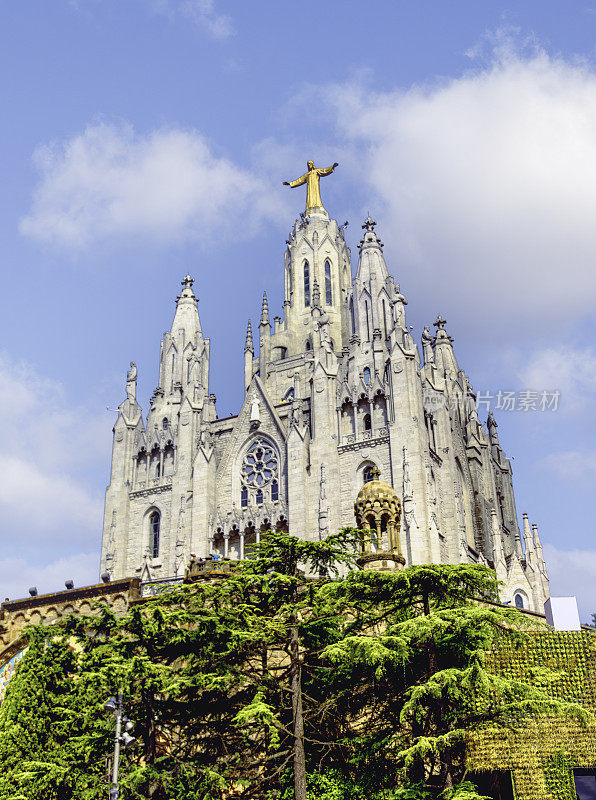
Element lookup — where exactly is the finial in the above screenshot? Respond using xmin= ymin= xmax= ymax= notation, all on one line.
xmin=244 ymin=319 xmax=254 ymax=353
xmin=370 ymin=465 xmax=381 ymax=481
xmin=362 ymin=216 xmax=377 ymax=232
xmin=434 ymin=314 xmax=447 ymax=330
xmin=182 ymin=275 xmax=194 ymax=290
xmin=260 ymin=292 xmax=270 ymax=325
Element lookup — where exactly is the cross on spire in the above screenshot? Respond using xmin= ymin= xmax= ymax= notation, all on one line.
xmin=362 ymin=216 xmax=377 ymax=232
xmin=434 ymin=314 xmax=448 ymax=331
xmin=181 ymin=275 xmax=194 ymax=290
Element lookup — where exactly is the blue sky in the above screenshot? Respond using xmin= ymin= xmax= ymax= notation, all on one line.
xmin=1 ymin=0 xmax=595 ymax=620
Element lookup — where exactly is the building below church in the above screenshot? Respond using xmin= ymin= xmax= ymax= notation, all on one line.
xmin=100 ymin=191 xmax=549 ymax=613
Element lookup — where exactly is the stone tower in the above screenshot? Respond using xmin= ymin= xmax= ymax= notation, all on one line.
xmin=101 ymin=199 xmax=549 ymax=612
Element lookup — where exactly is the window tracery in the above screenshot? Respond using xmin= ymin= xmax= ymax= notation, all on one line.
xmin=240 ymin=438 xmax=280 ymax=505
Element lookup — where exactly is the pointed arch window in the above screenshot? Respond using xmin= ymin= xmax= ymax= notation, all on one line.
xmin=241 ymin=486 xmax=248 ymax=508
xmin=514 ymin=593 xmax=524 ymax=610
xmin=363 ymin=367 xmax=371 ymax=385
xmin=256 ymin=488 xmax=263 ymax=505
xmin=324 ymin=259 xmax=332 ymax=305
xmin=271 ymin=480 xmax=279 ymax=502
xmin=363 ymin=413 xmax=372 ymax=431
xmin=304 ymin=261 xmax=310 ymax=307
xmin=305 ymin=338 xmax=312 ymax=351
xmin=149 ymin=511 xmax=160 ymax=558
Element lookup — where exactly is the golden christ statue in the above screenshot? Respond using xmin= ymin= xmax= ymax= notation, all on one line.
xmin=283 ymin=160 xmax=339 ymax=213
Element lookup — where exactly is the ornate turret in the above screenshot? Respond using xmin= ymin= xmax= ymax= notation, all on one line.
xmin=354 ymin=467 xmax=405 ymax=571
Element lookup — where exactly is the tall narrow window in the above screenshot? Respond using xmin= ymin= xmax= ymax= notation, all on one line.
xmin=364 ymin=413 xmax=372 ymax=431
xmin=256 ymin=488 xmax=263 ymax=505
xmin=324 ymin=260 xmax=332 ymax=305
xmin=241 ymin=486 xmax=248 ymax=508
xmin=271 ymin=480 xmax=279 ymax=502
xmin=349 ymin=298 xmax=355 ymax=334
xmin=150 ymin=511 xmax=160 ymax=558
xmin=304 ymin=261 xmax=310 ymax=307
xmin=514 ymin=593 xmax=524 ymax=610
xmin=363 ymin=367 xmax=371 ymax=385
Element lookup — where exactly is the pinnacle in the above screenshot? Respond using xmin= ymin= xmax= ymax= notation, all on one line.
xmin=244 ymin=319 xmax=254 ymax=353
xmin=358 ymin=215 xmax=384 ymax=250
xmin=176 ymin=274 xmax=197 ymax=305
xmin=260 ymin=292 xmax=270 ymax=325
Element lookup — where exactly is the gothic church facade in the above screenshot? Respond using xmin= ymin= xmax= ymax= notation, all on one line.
xmin=101 ymin=196 xmax=549 ymax=613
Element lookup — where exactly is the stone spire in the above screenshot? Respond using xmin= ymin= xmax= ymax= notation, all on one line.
xmin=260 ymin=292 xmax=270 ymax=326
xmin=244 ymin=319 xmax=254 ymax=353
xmin=356 ymin=216 xmax=389 ymax=282
xmin=244 ymin=319 xmax=254 ymax=392
xmin=523 ymin=512 xmax=536 ymax=566
xmin=432 ymin=315 xmax=459 ymax=378
xmin=172 ymin=274 xmax=202 ymax=339
xmin=532 ymin=522 xmax=545 ymax=568
xmin=259 ymin=292 xmax=271 ymax=380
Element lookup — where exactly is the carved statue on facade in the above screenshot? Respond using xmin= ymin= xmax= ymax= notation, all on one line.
xmin=126 ymin=361 xmax=137 ymax=402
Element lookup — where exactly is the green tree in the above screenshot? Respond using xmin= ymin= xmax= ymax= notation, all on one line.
xmin=0 ymin=533 xmax=589 ymax=800
xmin=318 ymin=564 xmax=590 ymax=795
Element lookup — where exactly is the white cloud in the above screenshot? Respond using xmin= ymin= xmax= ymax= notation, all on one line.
xmin=538 ymin=450 xmax=596 ymax=482
xmin=0 ymin=354 xmax=105 ymax=543
xmin=517 ymin=345 xmax=596 ymax=412
xmin=150 ymin=0 xmax=233 ymax=39
xmin=315 ymin=36 xmax=596 ymax=336
xmin=20 ymin=122 xmax=285 ymax=249
xmin=543 ymin=544 xmax=596 ymax=624
xmin=0 ymin=552 xmax=98 ymax=603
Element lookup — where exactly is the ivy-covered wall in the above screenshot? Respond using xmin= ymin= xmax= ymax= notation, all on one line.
xmin=468 ymin=631 xmax=596 ymax=799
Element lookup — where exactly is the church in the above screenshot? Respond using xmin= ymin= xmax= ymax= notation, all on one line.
xmin=100 ymin=160 xmax=549 ymax=613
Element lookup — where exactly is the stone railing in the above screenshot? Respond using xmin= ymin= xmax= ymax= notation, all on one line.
xmin=341 ymin=427 xmax=390 ymax=448
xmin=140 ymin=576 xmax=183 ymax=598
xmin=130 ymin=476 xmax=173 ymax=498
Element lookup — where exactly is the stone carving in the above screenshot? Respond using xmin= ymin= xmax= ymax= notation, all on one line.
xmin=250 ymin=398 xmax=261 ymax=429
xmin=421 ymin=326 xmax=434 ymax=364
xmin=126 ymin=361 xmax=137 ymax=402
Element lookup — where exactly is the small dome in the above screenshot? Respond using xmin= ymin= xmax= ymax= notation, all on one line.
xmin=354 ymin=468 xmax=401 ymax=522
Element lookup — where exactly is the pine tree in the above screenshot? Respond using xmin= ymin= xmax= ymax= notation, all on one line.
xmin=0 ymin=534 xmax=589 ymax=800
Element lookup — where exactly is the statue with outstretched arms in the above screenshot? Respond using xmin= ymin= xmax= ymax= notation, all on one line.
xmin=283 ymin=160 xmax=338 ymax=213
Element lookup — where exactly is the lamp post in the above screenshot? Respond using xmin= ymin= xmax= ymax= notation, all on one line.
xmin=104 ymin=692 xmax=135 ymax=799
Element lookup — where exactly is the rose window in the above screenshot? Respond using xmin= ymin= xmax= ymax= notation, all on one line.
xmin=241 ymin=439 xmax=278 ymax=488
